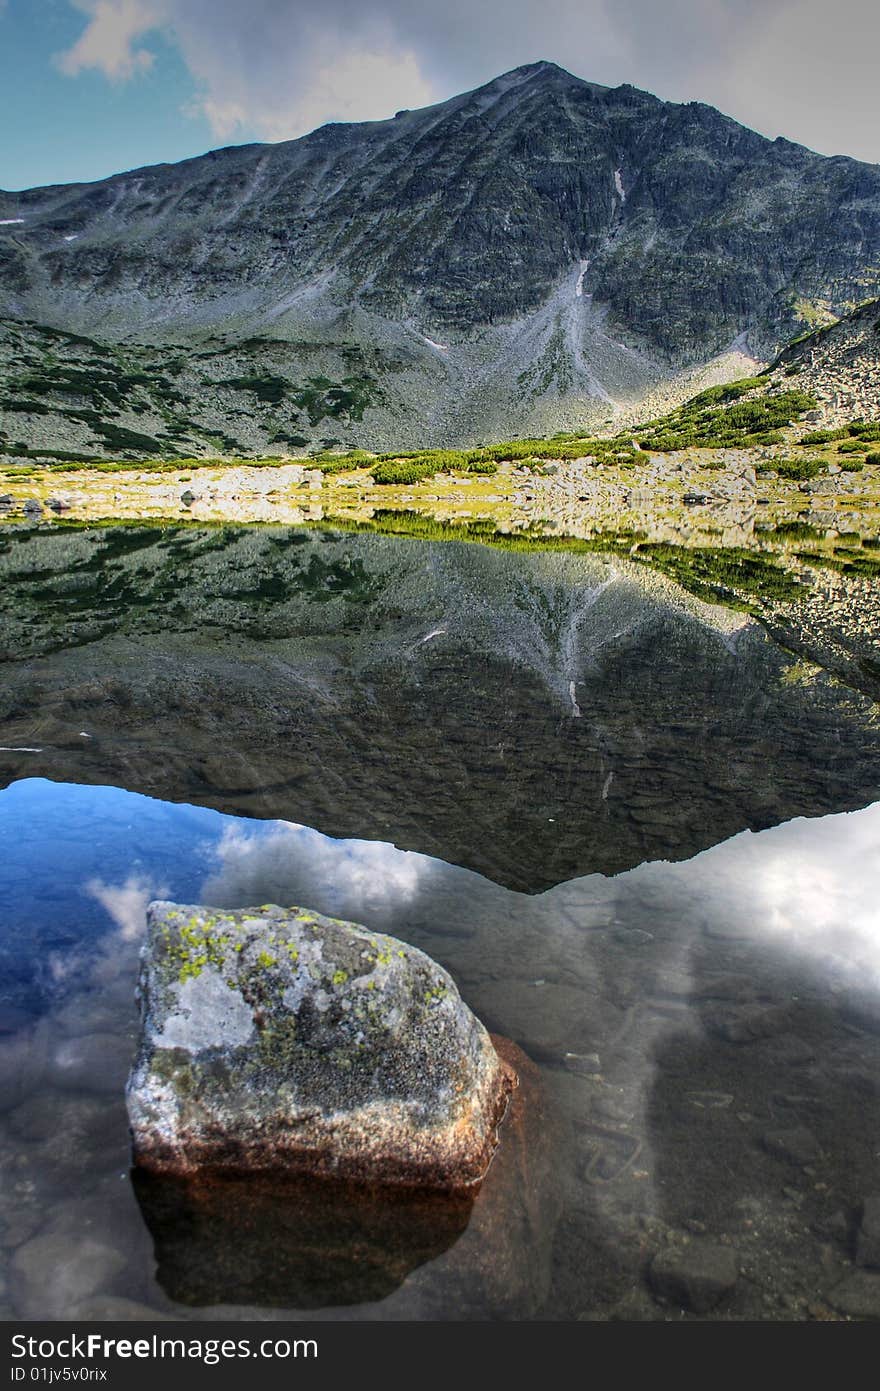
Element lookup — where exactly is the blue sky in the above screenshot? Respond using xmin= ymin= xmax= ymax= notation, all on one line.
xmin=3 ymin=0 xmax=879 ymax=191
xmin=1 ymin=3 xmax=229 ymax=188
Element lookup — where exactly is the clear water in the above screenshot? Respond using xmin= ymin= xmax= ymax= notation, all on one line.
xmin=1 ymin=777 xmax=880 ymax=1320
xmin=1 ymin=522 xmax=879 ymax=1321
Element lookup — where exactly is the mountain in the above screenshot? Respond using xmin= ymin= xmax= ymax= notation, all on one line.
xmin=2 ymin=61 xmax=880 ymax=454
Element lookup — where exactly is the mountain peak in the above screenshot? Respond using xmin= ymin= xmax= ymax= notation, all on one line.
xmin=504 ymin=59 xmax=569 ymax=79
xmin=485 ymin=59 xmax=608 ymax=94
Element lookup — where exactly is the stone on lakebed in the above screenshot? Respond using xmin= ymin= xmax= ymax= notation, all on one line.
xmin=127 ymin=901 xmax=516 ymax=1193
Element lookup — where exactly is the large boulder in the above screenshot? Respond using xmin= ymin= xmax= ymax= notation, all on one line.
xmin=127 ymin=901 xmax=515 ymax=1192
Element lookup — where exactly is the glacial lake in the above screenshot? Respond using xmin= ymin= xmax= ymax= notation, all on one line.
xmin=1 ymin=522 xmax=880 ymax=1321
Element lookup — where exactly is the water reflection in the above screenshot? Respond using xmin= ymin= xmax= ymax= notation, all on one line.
xmin=1 ymin=525 xmax=878 ymax=892
xmin=1 ymin=777 xmax=880 ymax=1319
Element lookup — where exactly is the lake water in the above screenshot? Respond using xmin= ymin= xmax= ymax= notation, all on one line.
xmin=1 ymin=523 xmax=879 ymax=1321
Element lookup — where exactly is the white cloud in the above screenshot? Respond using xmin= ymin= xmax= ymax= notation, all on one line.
xmin=58 ymin=0 xmax=162 ymax=81
xmin=187 ymin=42 xmax=436 ymax=143
xmin=58 ymin=0 xmax=444 ymax=138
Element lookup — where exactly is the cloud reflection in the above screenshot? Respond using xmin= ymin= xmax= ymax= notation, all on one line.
xmin=672 ymin=802 xmax=880 ymax=991
xmin=80 ymin=872 xmax=168 ymax=990
xmin=86 ymin=874 xmax=164 ymax=944
xmin=200 ymin=820 xmax=431 ymax=926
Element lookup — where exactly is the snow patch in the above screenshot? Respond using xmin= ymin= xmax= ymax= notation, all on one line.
xmin=63 ymin=234 xmax=79 ymax=243
xmin=575 ymin=259 xmax=591 ymax=299
xmin=0 ymin=219 xmax=25 ymax=226
xmin=613 ymin=169 xmax=626 ymax=203
xmin=422 ymin=336 xmax=449 ymax=352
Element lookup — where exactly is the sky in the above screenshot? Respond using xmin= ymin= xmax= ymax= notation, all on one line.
xmin=2 ymin=0 xmax=879 ymax=190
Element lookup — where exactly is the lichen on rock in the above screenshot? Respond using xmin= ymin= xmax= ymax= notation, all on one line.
xmin=127 ymin=901 xmax=515 ymax=1192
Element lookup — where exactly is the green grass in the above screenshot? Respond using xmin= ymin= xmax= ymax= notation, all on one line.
xmin=0 ymin=454 xmax=300 ymax=476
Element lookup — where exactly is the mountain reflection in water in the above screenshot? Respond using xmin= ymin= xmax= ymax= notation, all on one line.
xmin=0 ymin=524 xmax=878 ymax=892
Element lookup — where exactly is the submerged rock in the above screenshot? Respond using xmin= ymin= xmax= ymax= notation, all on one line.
xmin=133 ymin=1037 xmax=557 ymax=1315
xmin=133 ymin=1168 xmax=473 ymax=1308
xmin=127 ymin=901 xmax=515 ymax=1192
xmin=11 ymin=1233 xmax=127 ymax=1321
xmin=649 ymin=1241 xmax=739 ymax=1314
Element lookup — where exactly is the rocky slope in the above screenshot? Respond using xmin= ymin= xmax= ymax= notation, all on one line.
xmin=2 ymin=62 xmax=879 ymax=451
xmin=768 ymin=297 xmax=880 ymax=425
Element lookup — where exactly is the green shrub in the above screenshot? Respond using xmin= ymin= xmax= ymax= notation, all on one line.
xmin=866 ymin=452 xmax=880 ymax=466
xmin=686 ymin=377 xmax=768 ymax=409
xmin=633 ymin=543 xmax=802 ymax=605
xmin=372 ymin=459 xmax=437 ymax=485
xmin=312 ymin=451 xmax=375 ymax=474
xmin=773 ymin=520 xmax=823 ymax=541
xmin=800 ymin=428 xmax=847 ymax=445
xmin=220 ymin=374 xmax=289 ymax=405
xmin=839 ymin=458 xmax=865 ymax=472
xmin=633 ymin=383 xmax=817 ymax=452
xmin=757 ymin=457 xmax=825 ymax=481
